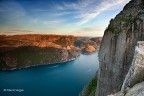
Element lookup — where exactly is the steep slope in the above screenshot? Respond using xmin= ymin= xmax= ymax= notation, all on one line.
xmin=96 ymin=0 xmax=144 ymax=96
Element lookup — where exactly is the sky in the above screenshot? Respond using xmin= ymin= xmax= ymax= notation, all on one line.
xmin=0 ymin=0 xmax=130 ymax=37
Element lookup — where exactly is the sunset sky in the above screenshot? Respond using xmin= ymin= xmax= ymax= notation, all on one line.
xmin=0 ymin=0 xmax=130 ymax=37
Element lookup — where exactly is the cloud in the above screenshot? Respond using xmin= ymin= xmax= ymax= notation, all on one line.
xmin=0 ymin=0 xmax=131 ymax=36
xmin=31 ymin=9 xmax=49 ymax=12
xmin=0 ymin=0 xmax=26 ymax=18
xmin=54 ymin=11 xmax=79 ymax=16
xmin=74 ymin=26 xmax=104 ymax=37
xmin=10 ymin=29 xmax=33 ymax=32
xmin=0 ymin=29 xmax=33 ymax=35
xmin=40 ymin=20 xmax=65 ymax=25
xmin=54 ymin=5 xmax=65 ymax=10
xmin=0 ymin=0 xmax=47 ymax=28
xmin=30 ymin=18 xmax=39 ymax=24
xmin=76 ymin=26 xmax=102 ymax=32
xmin=76 ymin=0 xmax=130 ymax=25
xmin=63 ymin=0 xmax=95 ymax=10
xmin=55 ymin=0 xmax=130 ymax=26
xmin=0 ymin=0 xmax=26 ymax=26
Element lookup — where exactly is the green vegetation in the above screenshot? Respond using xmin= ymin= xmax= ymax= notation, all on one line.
xmin=86 ymin=76 xmax=97 ymax=96
xmin=10 ymin=47 xmax=61 ymax=67
xmin=121 ymin=17 xmax=134 ymax=23
xmin=0 ymin=46 xmax=80 ymax=69
xmin=0 ymin=34 xmax=82 ymax=69
xmin=80 ymin=75 xmax=98 ymax=96
xmin=107 ymin=26 xmax=120 ymax=33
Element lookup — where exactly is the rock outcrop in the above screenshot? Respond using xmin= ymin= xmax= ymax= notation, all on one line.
xmin=121 ymin=41 xmax=144 ymax=90
xmin=96 ymin=0 xmax=144 ymax=96
xmin=124 ymin=81 xmax=144 ymax=96
xmin=109 ymin=81 xmax=144 ymax=96
xmin=82 ymin=45 xmax=96 ymax=54
xmin=108 ymin=41 xmax=144 ymax=96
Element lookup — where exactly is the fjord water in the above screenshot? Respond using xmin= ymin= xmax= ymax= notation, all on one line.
xmin=0 ymin=52 xmax=99 ymax=96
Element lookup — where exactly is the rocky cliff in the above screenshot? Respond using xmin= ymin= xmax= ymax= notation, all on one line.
xmin=96 ymin=0 xmax=144 ymax=96
xmin=109 ymin=41 xmax=144 ymax=96
xmin=121 ymin=41 xmax=144 ymax=91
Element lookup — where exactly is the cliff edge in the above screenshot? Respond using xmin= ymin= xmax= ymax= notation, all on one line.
xmin=96 ymin=0 xmax=144 ymax=96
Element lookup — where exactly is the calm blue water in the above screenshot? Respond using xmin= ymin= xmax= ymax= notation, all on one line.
xmin=0 ymin=52 xmax=99 ymax=96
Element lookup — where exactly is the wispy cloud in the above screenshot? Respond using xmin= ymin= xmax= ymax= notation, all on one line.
xmin=31 ymin=9 xmax=49 ymax=12
xmin=0 ymin=0 xmax=131 ymax=36
xmin=0 ymin=0 xmax=26 ymax=18
xmin=40 ymin=20 xmax=64 ymax=25
xmin=76 ymin=26 xmax=102 ymax=32
xmin=55 ymin=0 xmax=130 ymax=26
xmin=0 ymin=0 xmax=26 ymax=27
xmin=54 ymin=4 xmax=65 ymax=10
xmin=74 ymin=26 xmax=104 ymax=36
xmin=0 ymin=29 xmax=33 ymax=34
xmin=54 ymin=11 xmax=79 ymax=16
xmin=76 ymin=0 xmax=130 ymax=25
xmin=10 ymin=29 xmax=33 ymax=32
xmin=63 ymin=0 xmax=95 ymax=10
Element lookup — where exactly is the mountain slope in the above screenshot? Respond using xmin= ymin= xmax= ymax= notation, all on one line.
xmin=0 ymin=35 xmax=80 ymax=70
xmin=0 ymin=34 xmax=101 ymax=70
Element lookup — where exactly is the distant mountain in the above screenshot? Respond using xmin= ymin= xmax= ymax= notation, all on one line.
xmin=74 ymin=37 xmax=102 ymax=54
xmin=0 ymin=34 xmax=101 ymax=70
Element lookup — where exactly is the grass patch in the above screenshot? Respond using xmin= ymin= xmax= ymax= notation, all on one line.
xmin=86 ymin=76 xmax=97 ymax=96
xmin=81 ymin=75 xmax=98 ymax=96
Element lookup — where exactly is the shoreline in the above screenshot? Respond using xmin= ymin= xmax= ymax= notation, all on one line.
xmin=0 ymin=56 xmax=79 ymax=71
xmin=0 ymin=50 xmax=98 ymax=71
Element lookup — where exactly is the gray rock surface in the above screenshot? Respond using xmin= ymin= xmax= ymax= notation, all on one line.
xmin=108 ymin=41 xmax=144 ymax=96
xmin=125 ymin=82 xmax=144 ymax=96
xmin=121 ymin=41 xmax=144 ymax=90
xmin=109 ymin=82 xmax=144 ymax=96
xmin=96 ymin=0 xmax=144 ymax=96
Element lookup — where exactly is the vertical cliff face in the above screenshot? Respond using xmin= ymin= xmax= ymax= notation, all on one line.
xmin=121 ymin=41 xmax=144 ymax=91
xmin=96 ymin=0 xmax=144 ymax=96
xmin=109 ymin=41 xmax=144 ymax=96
